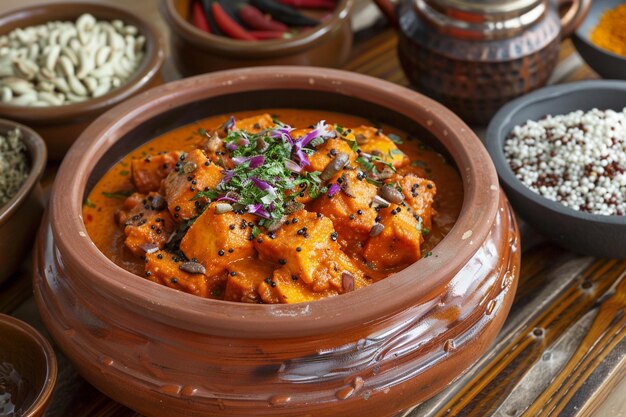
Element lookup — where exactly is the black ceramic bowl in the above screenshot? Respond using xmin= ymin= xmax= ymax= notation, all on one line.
xmin=572 ymin=0 xmax=626 ymax=80
xmin=486 ymin=80 xmax=626 ymax=259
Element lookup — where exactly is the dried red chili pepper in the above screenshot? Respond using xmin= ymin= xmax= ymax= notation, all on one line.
xmin=211 ymin=2 xmax=257 ymax=41
xmin=192 ymin=1 xmax=211 ymax=33
xmin=238 ymin=4 xmax=288 ymax=32
xmin=278 ymin=0 xmax=336 ymax=10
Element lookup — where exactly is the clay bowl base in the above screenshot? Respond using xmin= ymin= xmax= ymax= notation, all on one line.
xmin=34 ymin=192 xmax=518 ymax=417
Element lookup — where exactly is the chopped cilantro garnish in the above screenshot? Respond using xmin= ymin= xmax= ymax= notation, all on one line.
xmin=119 ymin=170 xmax=129 ymax=176
xmin=84 ymin=198 xmax=96 ymax=208
xmin=388 ymin=133 xmax=403 ymax=144
xmin=356 ymin=156 xmax=375 ymax=172
xmin=193 ymin=119 xmax=332 ymax=222
xmin=102 ymin=191 xmax=133 ymax=199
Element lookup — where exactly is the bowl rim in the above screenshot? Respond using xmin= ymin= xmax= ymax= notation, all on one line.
xmin=0 ymin=313 xmax=57 ymax=416
xmin=0 ymin=118 xmax=47 ymax=228
xmin=486 ymin=79 xmax=626 ymax=225
xmin=573 ymin=0 xmax=626 ymax=62
xmin=161 ymin=0 xmax=353 ymax=57
xmin=49 ymin=66 xmax=500 ymax=338
xmin=0 ymin=0 xmax=165 ymax=123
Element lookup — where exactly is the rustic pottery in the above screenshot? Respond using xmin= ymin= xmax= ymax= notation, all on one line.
xmin=0 ymin=1 xmax=165 ymax=159
xmin=35 ymin=67 xmax=520 ymax=417
xmin=160 ymin=0 xmax=353 ymax=76
xmin=376 ymin=0 xmax=591 ymax=124
xmin=0 ymin=313 xmax=57 ymax=417
xmin=0 ymin=119 xmax=46 ymax=285
xmin=572 ymin=0 xmax=626 ymax=80
xmin=487 ymin=80 xmax=626 ymax=259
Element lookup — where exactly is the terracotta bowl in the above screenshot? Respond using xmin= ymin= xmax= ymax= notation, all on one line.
xmin=0 ymin=314 xmax=57 ymax=417
xmin=0 ymin=119 xmax=46 ymax=286
xmin=160 ymin=0 xmax=353 ymax=76
xmin=34 ymin=67 xmax=520 ymax=417
xmin=0 ymin=1 xmax=166 ymax=160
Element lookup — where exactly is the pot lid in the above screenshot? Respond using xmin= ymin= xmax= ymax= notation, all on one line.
xmin=427 ymin=0 xmax=542 ymax=15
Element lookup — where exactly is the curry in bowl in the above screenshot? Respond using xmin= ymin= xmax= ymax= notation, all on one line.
xmin=83 ymin=109 xmax=462 ymax=303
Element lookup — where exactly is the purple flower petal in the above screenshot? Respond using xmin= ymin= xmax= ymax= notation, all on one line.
xmin=269 ymin=125 xmax=294 ymax=144
xmin=224 ymin=116 xmax=236 ymax=131
xmin=217 ymin=196 xmax=238 ymax=203
xmin=299 ymin=120 xmax=332 ymax=148
xmin=247 ymin=203 xmax=271 ymax=219
xmin=226 ymin=143 xmax=238 ymax=151
xmin=250 ymin=177 xmax=277 ymax=196
xmin=222 ymin=170 xmax=235 ymax=184
xmin=285 ymin=159 xmax=302 ymax=173
xmin=294 ymin=148 xmax=310 ymax=168
xmin=327 ymin=182 xmax=341 ymax=197
xmin=232 ymin=155 xmax=265 ymax=168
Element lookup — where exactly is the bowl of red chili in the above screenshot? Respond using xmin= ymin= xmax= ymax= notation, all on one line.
xmin=160 ymin=0 xmax=354 ymax=76
xmin=35 ymin=67 xmax=519 ymax=417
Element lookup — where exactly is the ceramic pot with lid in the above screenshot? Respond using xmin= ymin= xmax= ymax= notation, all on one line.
xmin=376 ymin=0 xmax=591 ymax=124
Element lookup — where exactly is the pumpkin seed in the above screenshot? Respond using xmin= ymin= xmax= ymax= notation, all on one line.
xmin=369 ymin=223 xmax=385 ymax=237
xmin=320 ymin=152 xmax=349 ymax=182
xmin=179 ymin=261 xmax=206 ymax=275
xmin=379 ymin=184 xmax=404 ymax=204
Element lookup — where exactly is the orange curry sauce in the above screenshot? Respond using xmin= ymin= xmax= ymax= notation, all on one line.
xmin=83 ymin=109 xmax=463 ymax=303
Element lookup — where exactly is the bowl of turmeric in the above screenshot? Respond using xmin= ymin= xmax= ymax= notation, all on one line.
xmin=34 ymin=67 xmax=520 ymax=417
xmin=572 ymin=0 xmax=626 ymax=80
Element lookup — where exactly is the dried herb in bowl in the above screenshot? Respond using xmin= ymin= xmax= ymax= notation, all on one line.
xmin=0 ymin=128 xmax=28 ymax=207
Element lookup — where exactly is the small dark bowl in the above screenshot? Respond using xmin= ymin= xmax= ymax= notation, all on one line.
xmin=0 ymin=119 xmax=47 ymax=285
xmin=572 ymin=0 xmax=626 ymax=80
xmin=486 ymin=80 xmax=626 ymax=259
xmin=0 ymin=314 xmax=57 ymax=417
xmin=161 ymin=0 xmax=353 ymax=76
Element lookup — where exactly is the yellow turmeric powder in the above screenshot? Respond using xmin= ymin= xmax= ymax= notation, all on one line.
xmin=590 ymin=4 xmax=626 ymax=57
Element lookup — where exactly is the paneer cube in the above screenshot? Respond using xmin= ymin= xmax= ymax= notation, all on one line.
xmin=254 ymin=210 xmax=364 ymax=293
xmin=352 ymin=126 xmax=409 ymax=168
xmin=180 ymin=203 xmax=256 ymax=276
xmin=224 ymin=259 xmax=275 ymax=303
xmin=397 ymin=174 xmax=437 ymax=230
xmin=163 ymin=149 xmax=224 ymax=221
xmin=363 ymin=203 xmax=423 ymax=269
xmin=145 ymin=251 xmax=226 ymax=298
xmin=258 ymin=267 xmax=338 ymax=304
xmin=236 ymin=113 xmax=274 ymax=133
xmin=310 ymin=169 xmax=378 ymax=250
xmin=131 ymin=151 xmax=181 ymax=194
xmin=306 ymin=138 xmax=358 ymax=173
xmin=117 ymin=192 xmax=175 ymax=257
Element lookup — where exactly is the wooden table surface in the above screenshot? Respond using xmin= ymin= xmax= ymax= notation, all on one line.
xmin=1 ymin=1 xmax=625 ymax=417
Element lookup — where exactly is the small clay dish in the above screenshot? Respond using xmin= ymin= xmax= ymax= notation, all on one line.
xmin=572 ymin=0 xmax=626 ymax=80
xmin=161 ymin=0 xmax=354 ymax=76
xmin=486 ymin=80 xmax=626 ymax=258
xmin=0 ymin=314 xmax=57 ymax=417
xmin=0 ymin=1 xmax=166 ymax=160
xmin=0 ymin=119 xmax=46 ymax=285
xmin=35 ymin=67 xmax=520 ymax=417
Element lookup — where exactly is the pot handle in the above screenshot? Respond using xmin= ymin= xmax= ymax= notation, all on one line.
xmin=373 ymin=0 xmax=398 ymax=28
xmin=558 ymin=0 xmax=592 ymax=38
